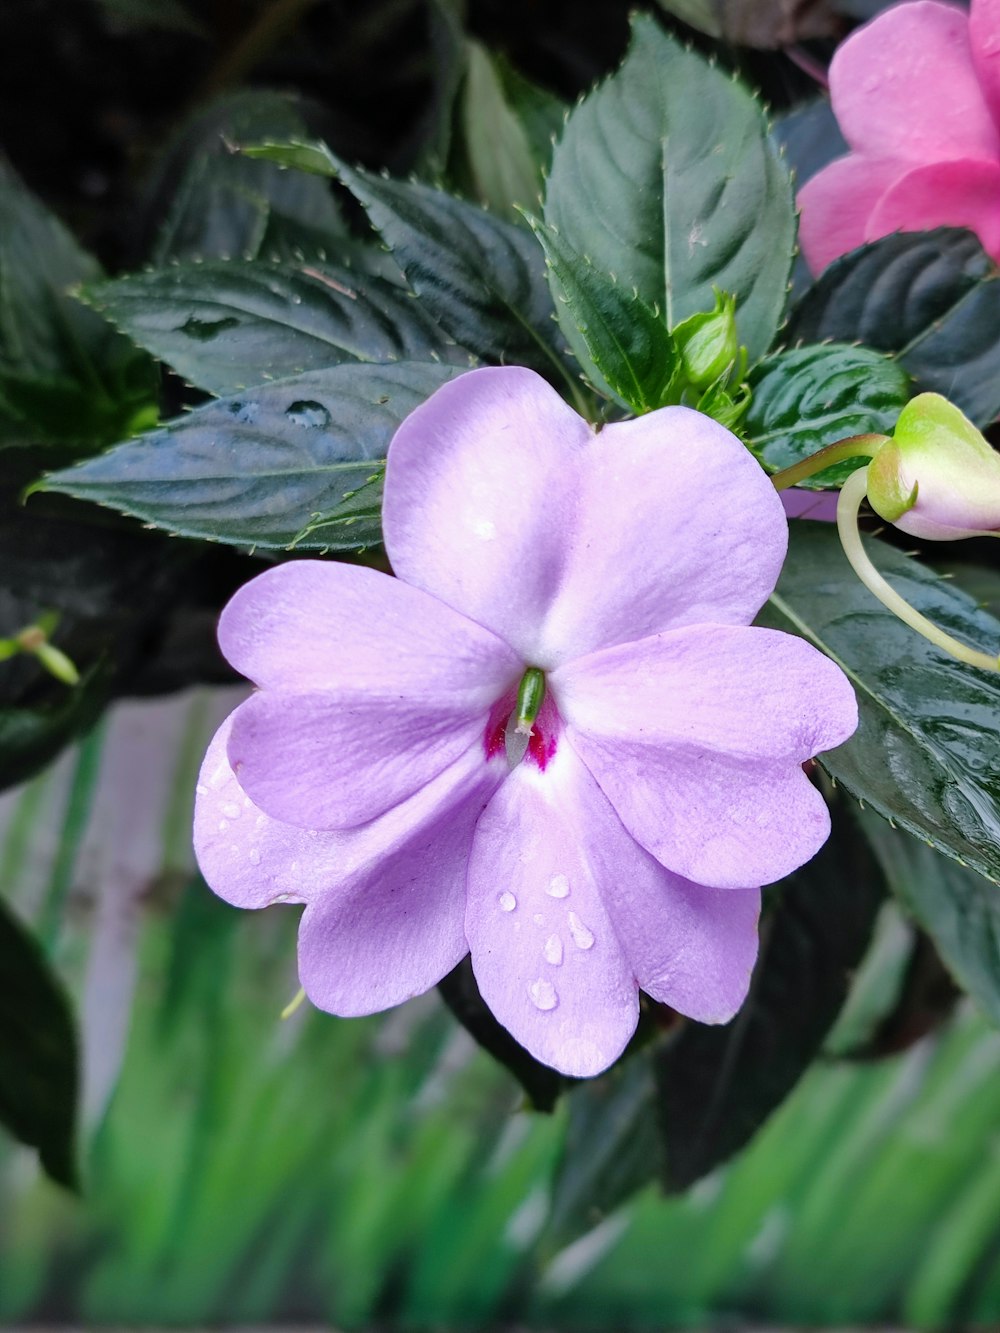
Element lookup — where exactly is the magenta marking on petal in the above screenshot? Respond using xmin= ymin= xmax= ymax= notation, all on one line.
xmin=524 ymin=690 xmax=560 ymax=771
xmin=484 ymin=689 xmax=516 ymax=760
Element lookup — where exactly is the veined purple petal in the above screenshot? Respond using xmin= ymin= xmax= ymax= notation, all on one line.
xmin=383 ymin=366 xmax=787 ymax=666
xmin=221 ymin=562 xmax=520 ymax=830
xmin=556 ymin=626 xmax=857 ymax=888
xmin=466 ymin=742 xmax=638 ymax=1078
xmin=196 ymin=716 xmax=504 ymax=1010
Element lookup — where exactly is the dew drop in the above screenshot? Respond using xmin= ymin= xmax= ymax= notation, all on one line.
xmin=255 ymin=814 xmax=268 ymax=829
xmin=528 ymin=978 xmax=558 ymax=1011
xmin=285 ymin=400 xmax=332 ymax=429
xmin=222 ymin=802 xmax=242 ymax=819
xmin=546 ymin=873 xmax=570 ymax=899
xmin=248 ymin=847 xmax=261 ymax=865
xmin=217 ymin=819 xmax=229 ymax=832
xmin=196 ymin=784 xmax=209 ymax=797
xmin=543 ymin=934 xmax=563 ymax=966
xmin=533 ymin=913 xmax=544 ymax=925
xmin=498 ymin=891 xmax=516 ymax=912
xmin=567 ymin=911 xmax=595 ymax=950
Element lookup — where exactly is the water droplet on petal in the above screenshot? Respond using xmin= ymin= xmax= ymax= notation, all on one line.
xmin=255 ymin=814 xmax=268 ymax=829
xmin=528 ymin=978 xmax=558 ymax=1010
xmin=196 ymin=784 xmax=209 ymax=797
xmin=217 ymin=819 xmax=229 ymax=832
xmin=533 ymin=913 xmax=544 ymax=925
xmin=567 ymin=912 xmax=595 ymax=950
xmin=546 ymin=874 xmax=570 ymax=899
xmin=498 ymin=891 xmax=516 ymax=912
xmin=248 ymin=847 xmax=261 ymax=865
xmin=543 ymin=934 xmax=563 ymax=966
xmin=222 ymin=802 xmax=242 ymax=819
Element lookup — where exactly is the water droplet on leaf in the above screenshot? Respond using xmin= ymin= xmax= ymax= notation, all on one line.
xmin=285 ymin=400 xmax=331 ymax=429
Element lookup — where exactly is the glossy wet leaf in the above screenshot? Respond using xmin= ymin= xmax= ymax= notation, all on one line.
xmin=861 ymin=810 xmax=1000 ymax=1028
xmin=243 ymin=141 xmax=575 ymax=388
xmin=0 ymin=898 xmax=80 ymax=1189
xmin=761 ymin=522 xmax=1000 ymax=885
xmin=543 ymin=14 xmax=795 ymax=361
xmin=746 ymin=343 xmax=911 ymax=486
xmin=527 ymin=217 xmax=679 ymax=411
xmin=786 ymin=228 xmax=1000 ymax=427
xmin=81 ymin=260 xmax=466 ymax=397
xmin=38 ymin=363 xmax=465 ymax=550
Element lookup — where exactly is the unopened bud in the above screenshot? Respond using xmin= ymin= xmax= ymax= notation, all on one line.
xmin=867 ymin=394 xmax=1000 ymax=540
xmin=674 ymin=291 xmax=740 ymax=390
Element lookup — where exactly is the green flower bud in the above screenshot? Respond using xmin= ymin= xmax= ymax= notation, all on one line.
xmin=674 ymin=290 xmax=740 ymax=390
xmin=867 ymin=394 xmax=1000 ymax=540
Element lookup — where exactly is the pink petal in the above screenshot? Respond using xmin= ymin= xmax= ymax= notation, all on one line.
xmin=384 ymin=366 xmax=787 ymax=666
xmin=219 ymin=559 xmax=519 ymax=692
xmin=465 ymin=742 xmax=640 ymax=1077
xmin=220 ymin=562 xmax=519 ymax=830
xmin=866 ymin=158 xmax=1000 ymax=261
xmin=556 ymin=626 xmax=858 ymax=888
xmin=196 ymin=717 xmax=503 ymax=1010
xmin=971 ymin=0 xmax=1000 ymax=126
xmin=830 ymin=1 xmax=1000 ymax=163
xmin=796 ymin=154 xmax=908 ymax=274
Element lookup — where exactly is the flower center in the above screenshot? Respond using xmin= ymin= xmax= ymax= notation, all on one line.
xmin=484 ymin=667 xmax=558 ymax=771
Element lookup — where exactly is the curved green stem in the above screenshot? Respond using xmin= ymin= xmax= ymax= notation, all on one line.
xmin=836 ymin=468 xmax=1000 ymax=673
xmin=770 ymin=434 xmax=889 ymax=492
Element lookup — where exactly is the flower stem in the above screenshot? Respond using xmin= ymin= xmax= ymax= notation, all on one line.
xmin=770 ymin=435 xmax=888 ymax=492
xmin=836 ymin=468 xmax=1000 ymax=673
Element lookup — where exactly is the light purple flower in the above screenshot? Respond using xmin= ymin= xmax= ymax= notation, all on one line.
xmin=194 ymin=367 xmax=858 ymax=1078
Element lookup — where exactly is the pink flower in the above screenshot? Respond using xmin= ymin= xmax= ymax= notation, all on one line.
xmin=193 ymin=367 xmax=858 ymax=1078
xmin=798 ymin=0 xmax=1000 ymax=273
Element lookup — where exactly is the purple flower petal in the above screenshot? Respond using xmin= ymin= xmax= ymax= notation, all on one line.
xmin=384 ymin=366 xmax=787 ymax=665
xmin=222 ymin=562 xmax=519 ymax=829
xmin=196 ymin=716 xmax=504 ymax=1010
xmin=556 ymin=625 xmax=858 ymax=887
xmin=466 ymin=742 xmax=640 ymax=1077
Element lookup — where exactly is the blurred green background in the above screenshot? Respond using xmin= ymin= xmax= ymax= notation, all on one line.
xmin=4 ymin=689 xmax=1000 ymax=1328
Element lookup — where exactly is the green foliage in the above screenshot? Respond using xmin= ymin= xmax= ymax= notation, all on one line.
xmin=762 ymin=523 xmax=1000 ymax=886
xmin=37 ymin=363 xmax=465 ymax=550
xmin=543 ymin=14 xmax=796 ymax=362
xmin=861 ymin=810 xmax=1000 ymax=1029
xmin=0 ymin=899 xmax=79 ymax=1188
xmin=787 ymin=227 xmax=1000 ymax=427
xmin=551 ymin=798 xmax=884 ymax=1231
xmin=148 ymin=91 xmax=348 ymax=266
xmin=244 ymin=141 xmax=578 ymax=392
xmin=746 ymin=343 xmax=912 ymax=486
xmin=80 ymin=260 xmax=466 ymax=397
xmin=0 ymin=164 xmax=156 ymax=451
xmin=527 ymin=217 xmax=680 ymax=412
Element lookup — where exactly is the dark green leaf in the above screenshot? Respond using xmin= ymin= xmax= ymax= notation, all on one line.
xmin=656 ymin=798 xmax=885 ymax=1191
xmin=543 ymin=14 xmax=796 ymax=361
xmin=0 ymin=661 xmax=111 ymax=793
xmin=243 ymin=141 xmax=577 ymax=391
xmin=0 ymin=162 xmax=156 ymax=449
xmin=527 ymin=218 xmax=679 ymax=411
xmin=548 ymin=1055 xmax=661 ymax=1240
xmin=0 ymin=898 xmax=80 ymax=1188
xmin=438 ymin=957 xmax=562 ymax=1112
xmin=785 ymin=228 xmax=1000 ymax=427
xmin=81 ymin=260 xmax=467 ymax=397
xmin=149 ymin=91 xmax=347 ymax=265
xmin=761 ymin=522 xmax=1000 ymax=886
xmin=38 ymin=362 xmax=466 ymax=550
xmin=861 ymin=810 xmax=1000 ymax=1029
xmin=452 ymin=40 xmax=544 ymax=221
xmin=654 ymin=0 xmax=841 ymax=44
xmin=746 ymin=343 xmax=911 ymax=486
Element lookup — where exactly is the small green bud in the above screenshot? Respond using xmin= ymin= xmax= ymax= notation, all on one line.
xmin=674 ymin=290 xmax=740 ymax=390
xmin=867 ymin=394 xmax=1000 ymax=540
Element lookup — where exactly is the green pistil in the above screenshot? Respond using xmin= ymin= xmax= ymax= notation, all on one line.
xmin=514 ymin=667 xmax=546 ymax=734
